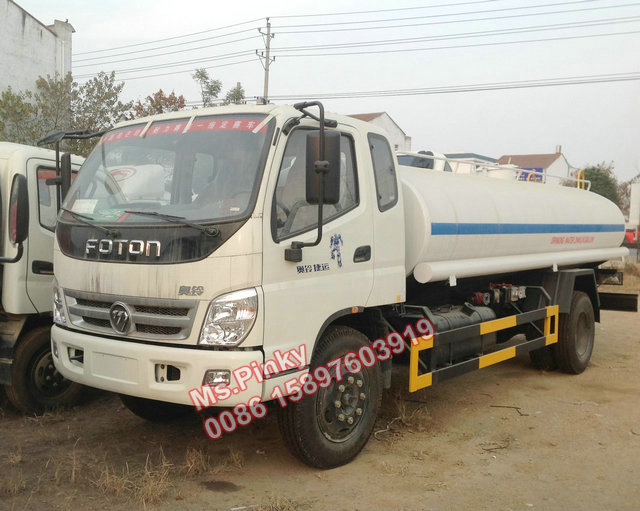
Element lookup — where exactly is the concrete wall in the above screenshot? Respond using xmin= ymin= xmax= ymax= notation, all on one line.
xmin=0 ymin=0 xmax=73 ymax=93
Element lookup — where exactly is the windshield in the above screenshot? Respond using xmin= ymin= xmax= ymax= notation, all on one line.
xmin=62 ymin=114 xmax=274 ymax=224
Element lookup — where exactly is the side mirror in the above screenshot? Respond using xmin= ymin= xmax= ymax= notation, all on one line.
xmin=305 ymin=130 xmax=341 ymax=205
xmin=60 ymin=152 xmax=72 ymax=201
xmin=9 ymin=174 xmax=29 ymax=244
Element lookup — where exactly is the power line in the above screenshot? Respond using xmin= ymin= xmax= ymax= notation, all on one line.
xmin=270 ymin=0 xmax=498 ymax=19
xmin=272 ymin=29 xmax=640 ymax=58
xmin=274 ymin=2 xmax=640 ymax=33
xmin=73 ymin=17 xmax=263 ymax=56
xmin=77 ymin=57 xmax=258 ymax=83
xmin=273 ymin=0 xmax=602 ymax=29
xmin=74 ymin=16 xmax=640 ymax=80
xmin=74 ymin=29 xmax=259 ymax=63
xmin=74 ymin=50 xmax=257 ymax=79
xmin=269 ymin=16 xmax=640 ymax=53
xmin=75 ymin=35 xmax=261 ymax=68
xmin=266 ymin=72 xmax=640 ymax=101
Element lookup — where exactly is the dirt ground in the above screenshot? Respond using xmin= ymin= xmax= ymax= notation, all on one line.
xmin=1 ymin=279 xmax=639 ymax=510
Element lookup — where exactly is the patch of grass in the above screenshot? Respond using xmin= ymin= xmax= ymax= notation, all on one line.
xmin=182 ymin=447 xmax=212 ymax=476
xmin=7 ymin=445 xmax=22 ymax=465
xmin=0 ymin=468 xmax=26 ymax=496
xmin=212 ymin=447 xmax=245 ymax=473
xmin=255 ymin=496 xmax=298 ymax=511
xmin=92 ymin=449 xmax=174 ymax=506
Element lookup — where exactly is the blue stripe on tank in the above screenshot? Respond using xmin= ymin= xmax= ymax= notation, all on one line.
xmin=430 ymin=223 xmax=625 ymax=235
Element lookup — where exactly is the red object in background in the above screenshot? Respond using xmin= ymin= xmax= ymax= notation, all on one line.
xmin=625 ymin=231 xmax=636 ymax=244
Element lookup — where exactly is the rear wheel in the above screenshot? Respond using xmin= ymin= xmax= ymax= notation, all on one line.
xmin=120 ymin=394 xmax=193 ymax=422
xmin=5 ymin=326 xmax=84 ymax=413
xmin=278 ymin=325 xmax=382 ymax=469
xmin=555 ymin=291 xmax=595 ymax=374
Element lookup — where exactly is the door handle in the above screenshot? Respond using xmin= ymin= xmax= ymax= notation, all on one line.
xmin=32 ymin=260 xmax=54 ymax=275
xmin=353 ymin=245 xmax=371 ymax=263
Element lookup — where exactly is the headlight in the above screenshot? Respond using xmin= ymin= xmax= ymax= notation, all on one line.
xmin=199 ymin=288 xmax=257 ymax=346
xmin=53 ymin=278 xmax=66 ymax=325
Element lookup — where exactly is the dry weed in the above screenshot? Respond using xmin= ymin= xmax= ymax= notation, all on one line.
xmin=255 ymin=496 xmax=298 ymax=511
xmin=0 ymin=469 xmax=26 ymax=496
xmin=212 ymin=447 xmax=245 ymax=473
xmin=182 ymin=447 xmax=211 ymax=476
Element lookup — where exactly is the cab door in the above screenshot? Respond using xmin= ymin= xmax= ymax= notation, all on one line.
xmin=25 ymin=159 xmax=59 ymax=312
xmin=261 ymin=125 xmax=374 ymax=372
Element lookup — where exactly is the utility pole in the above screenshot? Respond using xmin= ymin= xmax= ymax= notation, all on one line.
xmin=258 ymin=18 xmax=274 ymax=104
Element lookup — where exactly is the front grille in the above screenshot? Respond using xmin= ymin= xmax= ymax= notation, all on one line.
xmin=64 ymin=290 xmax=198 ymax=341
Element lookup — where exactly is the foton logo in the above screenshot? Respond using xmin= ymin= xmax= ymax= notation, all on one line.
xmin=85 ymin=239 xmax=161 ymax=258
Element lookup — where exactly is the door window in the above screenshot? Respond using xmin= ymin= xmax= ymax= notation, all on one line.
xmin=368 ymin=133 xmax=398 ymax=211
xmin=37 ymin=168 xmax=58 ymax=231
xmin=273 ymin=130 xmax=358 ymax=241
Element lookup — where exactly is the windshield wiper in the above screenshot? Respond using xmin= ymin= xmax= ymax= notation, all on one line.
xmin=61 ymin=208 xmax=120 ymax=237
xmin=124 ymin=210 xmax=220 ymax=237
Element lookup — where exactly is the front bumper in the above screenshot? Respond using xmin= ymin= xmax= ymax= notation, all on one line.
xmin=51 ymin=325 xmax=263 ymax=406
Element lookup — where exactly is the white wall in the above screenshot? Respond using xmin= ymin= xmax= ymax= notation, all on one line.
xmin=546 ymin=155 xmax=570 ymax=179
xmin=0 ymin=0 xmax=73 ymax=93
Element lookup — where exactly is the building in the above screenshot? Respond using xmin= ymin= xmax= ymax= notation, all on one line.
xmin=497 ymin=146 xmax=572 ymax=182
xmin=348 ymin=112 xmax=411 ymax=152
xmin=0 ymin=0 xmax=74 ymax=93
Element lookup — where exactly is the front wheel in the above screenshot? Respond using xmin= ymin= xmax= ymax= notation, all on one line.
xmin=5 ymin=326 xmax=84 ymax=413
xmin=277 ymin=325 xmax=383 ymax=469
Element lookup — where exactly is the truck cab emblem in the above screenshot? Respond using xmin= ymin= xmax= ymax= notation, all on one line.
xmin=109 ymin=302 xmax=133 ymax=334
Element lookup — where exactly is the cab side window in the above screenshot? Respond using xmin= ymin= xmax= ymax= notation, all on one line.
xmin=273 ymin=129 xmax=358 ymax=241
xmin=37 ymin=168 xmax=58 ymax=231
xmin=368 ymin=133 xmax=398 ymax=211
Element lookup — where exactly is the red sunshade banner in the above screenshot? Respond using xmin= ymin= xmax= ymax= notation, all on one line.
xmin=100 ymin=118 xmax=266 ymax=144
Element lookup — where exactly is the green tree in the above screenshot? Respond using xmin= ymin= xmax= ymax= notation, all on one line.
xmin=0 ymin=87 xmax=37 ymax=144
xmin=223 ymin=82 xmax=246 ymax=105
xmin=192 ymin=68 xmax=222 ymax=107
xmin=132 ymin=89 xmax=186 ymax=118
xmin=0 ymin=72 xmax=132 ymax=156
xmin=583 ymin=162 xmax=620 ymax=206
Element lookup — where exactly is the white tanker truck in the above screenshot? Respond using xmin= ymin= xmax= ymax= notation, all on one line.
xmin=47 ymin=102 xmax=636 ymax=468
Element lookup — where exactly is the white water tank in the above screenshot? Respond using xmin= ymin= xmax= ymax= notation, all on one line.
xmin=400 ymin=166 xmax=627 ymax=283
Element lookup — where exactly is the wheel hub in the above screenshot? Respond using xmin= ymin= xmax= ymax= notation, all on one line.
xmin=317 ymin=373 xmax=368 ymax=443
xmin=31 ymin=351 xmax=71 ymax=398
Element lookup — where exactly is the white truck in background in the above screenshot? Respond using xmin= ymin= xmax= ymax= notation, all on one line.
xmin=50 ymin=102 xmax=637 ymax=468
xmin=0 ymin=141 xmax=85 ymax=412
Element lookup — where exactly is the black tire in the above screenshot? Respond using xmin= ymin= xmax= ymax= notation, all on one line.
xmin=277 ymin=325 xmax=383 ymax=469
xmin=555 ymin=291 xmax=595 ymax=374
xmin=529 ymin=345 xmax=558 ymax=371
xmin=5 ymin=326 xmax=84 ymax=413
xmin=120 ymin=394 xmax=193 ymax=422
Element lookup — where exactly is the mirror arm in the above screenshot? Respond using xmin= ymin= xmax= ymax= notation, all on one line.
xmin=285 ymin=102 xmax=330 ymax=263
xmin=0 ymin=243 xmax=23 ymax=264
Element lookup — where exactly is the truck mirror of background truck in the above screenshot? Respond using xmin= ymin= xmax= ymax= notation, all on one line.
xmin=0 ymin=174 xmax=29 ymax=263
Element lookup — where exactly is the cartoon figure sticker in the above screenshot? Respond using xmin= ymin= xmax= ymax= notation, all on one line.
xmin=330 ymin=234 xmax=343 ymax=268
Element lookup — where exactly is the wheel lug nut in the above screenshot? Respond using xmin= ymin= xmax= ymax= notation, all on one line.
xmin=338 ymin=384 xmax=345 ymax=392
xmin=347 ymin=417 xmax=354 ymax=425
xmin=334 ymin=400 xmax=341 ymax=408
xmin=348 ymin=376 xmax=354 ymax=384
xmin=338 ymin=414 xmax=345 ymax=422
xmin=360 ymin=393 xmax=366 ymax=400
xmin=356 ymin=380 xmax=363 ymax=388
xmin=356 ymin=408 xmax=363 ymax=416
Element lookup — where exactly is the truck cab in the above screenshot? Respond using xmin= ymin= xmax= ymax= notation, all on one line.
xmin=0 ymin=142 xmax=84 ymax=412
